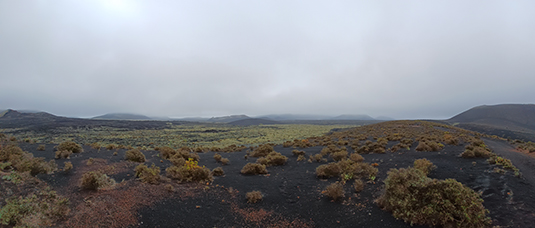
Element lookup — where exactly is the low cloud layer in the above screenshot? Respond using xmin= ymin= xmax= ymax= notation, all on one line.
xmin=1 ymin=0 xmax=534 ymax=119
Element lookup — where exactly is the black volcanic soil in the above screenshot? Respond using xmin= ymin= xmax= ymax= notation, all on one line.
xmin=16 ymin=139 xmax=535 ymax=228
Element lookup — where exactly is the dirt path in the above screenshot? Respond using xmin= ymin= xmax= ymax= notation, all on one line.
xmin=484 ymin=139 xmax=535 ymax=186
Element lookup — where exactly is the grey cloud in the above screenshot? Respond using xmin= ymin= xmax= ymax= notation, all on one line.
xmin=1 ymin=0 xmax=534 ymax=119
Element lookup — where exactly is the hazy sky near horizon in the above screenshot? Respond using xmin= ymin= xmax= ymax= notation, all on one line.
xmin=1 ymin=1 xmax=534 ymax=119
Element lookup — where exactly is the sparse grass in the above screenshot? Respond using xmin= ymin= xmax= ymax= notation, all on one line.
xmin=323 ymin=182 xmax=345 ymax=201
xmin=57 ymin=141 xmax=83 ymax=153
xmin=125 ymin=149 xmax=146 ymax=162
xmin=246 ymin=190 xmax=263 ymax=203
xmin=79 ymin=171 xmax=115 ymax=190
xmin=241 ymin=163 xmax=268 ymax=175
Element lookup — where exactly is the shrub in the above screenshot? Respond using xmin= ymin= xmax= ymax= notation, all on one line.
xmin=297 ymin=154 xmax=306 ymax=161
xmin=86 ymin=158 xmax=94 ymax=166
xmin=349 ymin=153 xmax=364 ymax=162
xmin=353 ymin=179 xmax=365 ymax=192
xmin=57 ymin=141 xmax=83 ymax=153
xmin=212 ymin=167 xmax=225 ymax=176
xmin=376 ymin=167 xmax=491 ymax=227
xmin=461 ymin=143 xmax=492 ymax=158
xmin=316 ymin=163 xmax=342 ymax=178
xmin=213 ymin=153 xmax=222 ymax=162
xmin=159 ymin=147 xmax=176 ymax=159
xmin=310 ymin=153 xmax=325 ymax=162
xmin=220 ymin=158 xmax=230 ymax=165
xmin=135 ymin=163 xmax=161 ymax=184
xmin=165 ymin=184 xmax=175 ymax=192
xmin=0 ymin=190 xmax=70 ymax=227
xmin=90 ymin=142 xmax=101 ymax=150
xmin=323 ymin=182 xmax=345 ymax=201
xmin=246 ymin=190 xmax=263 ymax=203
xmin=166 ymin=158 xmax=212 ymax=183
xmin=316 ymin=160 xmax=377 ymax=180
xmin=292 ymin=150 xmax=306 ymax=156
xmin=37 ymin=144 xmax=45 ymax=151
xmin=79 ymin=171 xmax=115 ymax=190
xmin=125 ymin=149 xmax=146 ymax=162
xmin=413 ymin=158 xmax=435 ymax=176
xmin=55 ymin=150 xmax=72 ymax=159
xmin=257 ymin=151 xmax=288 ymax=166
xmin=241 ymin=163 xmax=268 ymax=175
xmin=64 ymin=162 xmax=73 ymax=172
xmin=250 ymin=144 xmax=274 ymax=157
xmin=331 ymin=150 xmax=348 ymax=161
xmin=106 ymin=144 xmax=117 ymax=150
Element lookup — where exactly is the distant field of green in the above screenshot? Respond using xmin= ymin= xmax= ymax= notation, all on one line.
xmin=2 ymin=124 xmax=357 ymax=149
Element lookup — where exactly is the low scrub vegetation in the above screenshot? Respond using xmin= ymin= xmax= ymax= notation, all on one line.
xmin=415 ymin=141 xmax=444 ymax=152
xmin=0 ymin=142 xmax=57 ymax=176
xmin=0 ymin=189 xmax=70 ymax=227
xmin=246 ymin=190 xmax=263 ymax=203
xmin=125 ymin=149 xmax=146 ymax=162
xmin=376 ymin=161 xmax=491 ymax=228
xmin=461 ymin=142 xmax=492 ymax=158
xmin=250 ymin=144 xmax=275 ymax=157
xmin=413 ymin=158 xmax=436 ymax=176
xmin=63 ymin=161 xmax=73 ymax=172
xmin=79 ymin=171 xmax=115 ymax=190
xmin=57 ymin=141 xmax=83 ymax=153
xmin=166 ymin=158 xmax=212 ymax=183
xmin=135 ymin=163 xmax=161 ymax=184
xmin=256 ymin=151 xmax=288 ymax=166
xmin=322 ymin=182 xmax=345 ymax=201
xmin=316 ymin=160 xmax=378 ymax=181
xmin=241 ymin=163 xmax=268 ymax=175
xmin=212 ymin=167 xmax=225 ymax=176
xmin=55 ymin=150 xmax=72 ymax=159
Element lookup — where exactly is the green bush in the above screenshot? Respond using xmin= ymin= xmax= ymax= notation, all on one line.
xmin=246 ymin=190 xmax=263 ymax=203
xmin=125 ymin=149 xmax=146 ymax=162
xmin=241 ymin=163 xmax=268 ymax=175
xmin=376 ymin=167 xmax=491 ymax=227
xmin=57 ymin=141 xmax=83 ymax=153
xmin=79 ymin=171 xmax=115 ymax=190
xmin=135 ymin=163 xmax=161 ymax=184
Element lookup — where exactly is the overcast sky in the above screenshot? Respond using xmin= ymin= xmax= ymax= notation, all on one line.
xmin=1 ymin=1 xmax=534 ymax=119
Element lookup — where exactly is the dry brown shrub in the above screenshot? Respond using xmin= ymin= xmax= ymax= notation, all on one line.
xmin=241 ymin=163 xmax=268 ymax=175
xmin=353 ymin=179 xmax=365 ymax=192
xmin=125 ymin=149 xmax=146 ymax=163
xmin=349 ymin=153 xmax=364 ymax=162
xmin=331 ymin=150 xmax=348 ymax=161
xmin=292 ymin=150 xmax=306 ymax=156
xmin=413 ymin=158 xmax=435 ymax=176
xmin=246 ymin=190 xmax=263 ymax=203
xmin=316 ymin=163 xmax=342 ymax=178
xmin=220 ymin=158 xmax=230 ymax=165
xmin=297 ymin=154 xmax=306 ymax=161
xmin=169 ymin=156 xmax=186 ymax=166
xmin=37 ymin=144 xmax=46 ymax=151
xmin=212 ymin=167 xmax=225 ymax=176
xmin=250 ymin=144 xmax=274 ymax=157
xmin=55 ymin=150 xmax=72 ymax=159
xmin=134 ymin=163 xmax=161 ymax=184
xmin=57 ymin=141 xmax=84 ymax=153
xmin=323 ymin=182 xmax=345 ymax=201
xmin=159 ymin=147 xmax=176 ymax=159
xmin=213 ymin=153 xmax=222 ymax=162
xmin=64 ymin=161 xmax=73 ymax=172
xmin=79 ymin=171 xmax=115 ymax=190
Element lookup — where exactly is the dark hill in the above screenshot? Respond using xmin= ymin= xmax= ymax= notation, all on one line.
xmin=331 ymin=114 xmax=375 ymax=120
xmin=92 ymin=113 xmax=152 ymax=120
xmin=448 ymin=104 xmax=535 ymax=141
xmin=228 ymin=118 xmax=280 ymax=126
xmin=207 ymin=115 xmax=250 ymax=123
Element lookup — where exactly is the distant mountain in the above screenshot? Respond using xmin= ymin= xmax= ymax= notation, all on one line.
xmin=228 ymin=118 xmax=280 ymax=126
xmin=92 ymin=113 xmax=152 ymax=120
xmin=330 ymin=114 xmax=375 ymax=120
xmin=0 ymin=109 xmax=59 ymax=119
xmin=448 ymin=104 xmax=535 ymax=141
xmin=375 ymin=116 xmax=395 ymax=121
xmin=257 ymin=114 xmax=337 ymax=121
xmin=206 ymin=115 xmax=250 ymax=123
